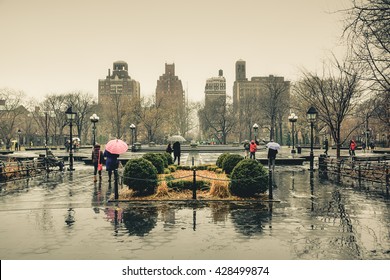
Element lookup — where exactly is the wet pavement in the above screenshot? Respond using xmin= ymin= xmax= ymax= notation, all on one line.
xmin=0 ymin=150 xmax=390 ymax=260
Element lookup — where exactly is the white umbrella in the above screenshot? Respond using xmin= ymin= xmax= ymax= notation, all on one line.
xmin=167 ymin=135 xmax=186 ymax=142
xmin=266 ymin=141 xmax=281 ymax=150
xmin=72 ymin=137 xmax=80 ymax=142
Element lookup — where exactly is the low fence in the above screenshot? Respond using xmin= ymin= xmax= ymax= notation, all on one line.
xmin=319 ymin=155 xmax=389 ymax=196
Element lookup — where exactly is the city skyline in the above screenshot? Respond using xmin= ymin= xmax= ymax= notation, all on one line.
xmin=0 ymin=0 xmax=350 ymax=103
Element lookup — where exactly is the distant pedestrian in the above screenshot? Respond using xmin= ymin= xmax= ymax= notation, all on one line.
xmin=267 ymin=140 xmax=278 ymax=171
xmin=103 ymin=149 xmax=119 ymax=182
xmin=166 ymin=143 xmax=173 ymax=155
xmin=361 ymin=142 xmax=366 ymax=153
xmin=65 ymin=140 xmax=70 ymax=152
xmin=349 ymin=139 xmax=357 ymax=156
xmin=173 ymin=141 xmax=181 ymax=165
xmin=92 ymin=144 xmax=104 ymax=182
xmin=249 ymin=140 xmax=257 ymax=159
xmin=369 ymin=141 xmax=375 ymax=151
xmin=324 ymin=138 xmax=329 ymax=155
xmin=243 ymin=141 xmax=250 ymax=158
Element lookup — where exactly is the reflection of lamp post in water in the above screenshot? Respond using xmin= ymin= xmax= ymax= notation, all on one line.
xmin=65 ymin=107 xmax=77 ymax=171
xmin=307 ymin=106 xmax=318 ymax=171
xmin=90 ymin=113 xmax=99 ymax=146
xmin=288 ymin=112 xmax=298 ymax=154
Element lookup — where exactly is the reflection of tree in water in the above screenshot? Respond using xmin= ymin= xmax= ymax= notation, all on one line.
xmin=209 ymin=202 xmax=229 ymax=223
xmin=230 ymin=203 xmax=269 ymax=236
xmin=122 ymin=206 xmax=158 ymax=236
xmin=159 ymin=205 xmax=176 ymax=226
xmin=326 ymin=190 xmax=361 ymax=258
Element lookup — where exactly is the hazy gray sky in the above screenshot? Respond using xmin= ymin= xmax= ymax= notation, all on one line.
xmin=0 ymin=0 xmax=350 ymax=102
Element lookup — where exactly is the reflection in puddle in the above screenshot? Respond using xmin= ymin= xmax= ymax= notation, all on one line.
xmin=0 ymin=168 xmax=389 ymax=260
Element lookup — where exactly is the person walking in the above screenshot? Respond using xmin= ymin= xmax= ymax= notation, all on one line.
xmin=243 ymin=140 xmax=250 ymax=158
xmin=103 ymin=149 xmax=119 ymax=182
xmin=361 ymin=142 xmax=366 ymax=153
xmin=166 ymin=143 xmax=173 ymax=155
xmin=267 ymin=141 xmax=278 ymax=171
xmin=173 ymin=141 xmax=181 ymax=165
xmin=249 ymin=140 xmax=257 ymax=160
xmin=91 ymin=144 xmax=104 ymax=182
xmin=349 ymin=139 xmax=357 ymax=156
xmin=324 ymin=138 xmax=329 ymax=156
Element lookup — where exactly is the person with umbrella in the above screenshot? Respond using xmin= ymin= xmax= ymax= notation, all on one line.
xmin=266 ymin=139 xmax=280 ymax=171
xmin=173 ymin=141 xmax=181 ymax=165
xmin=104 ymin=139 xmax=128 ymax=182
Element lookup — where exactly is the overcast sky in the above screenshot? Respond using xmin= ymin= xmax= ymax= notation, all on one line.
xmin=0 ymin=0 xmax=350 ymax=103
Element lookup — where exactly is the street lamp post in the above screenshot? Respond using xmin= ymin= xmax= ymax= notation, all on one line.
xmin=90 ymin=113 xmax=99 ymax=146
xmin=252 ymin=123 xmax=259 ymax=142
xmin=307 ymin=107 xmax=318 ymax=171
xmin=288 ymin=112 xmax=298 ymax=154
xmin=129 ymin=123 xmax=136 ymax=152
xmin=65 ymin=107 xmax=77 ymax=171
xmin=17 ymin=129 xmax=21 ymax=151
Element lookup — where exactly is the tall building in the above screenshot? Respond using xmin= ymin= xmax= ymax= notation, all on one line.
xmin=155 ymin=63 xmax=184 ymax=107
xmin=200 ymin=70 xmax=227 ymax=142
xmin=205 ymin=69 xmax=226 ymax=108
xmin=233 ymin=59 xmax=290 ymax=142
xmin=233 ymin=60 xmax=290 ymax=112
xmin=98 ymin=61 xmax=140 ymax=105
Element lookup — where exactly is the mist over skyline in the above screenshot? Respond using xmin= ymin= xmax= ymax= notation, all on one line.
xmin=0 ymin=0 xmax=350 ymax=103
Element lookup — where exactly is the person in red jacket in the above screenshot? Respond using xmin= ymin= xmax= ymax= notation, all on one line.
xmin=249 ymin=140 xmax=257 ymax=159
xmin=349 ymin=139 xmax=357 ymax=156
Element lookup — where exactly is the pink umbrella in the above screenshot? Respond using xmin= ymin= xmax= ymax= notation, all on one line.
xmin=105 ymin=139 xmax=128 ymax=154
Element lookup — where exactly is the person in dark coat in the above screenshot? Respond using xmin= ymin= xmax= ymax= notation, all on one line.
xmin=103 ymin=149 xmax=119 ymax=182
xmin=92 ymin=144 xmax=104 ymax=182
xmin=267 ymin=140 xmax=278 ymax=171
xmin=172 ymin=141 xmax=181 ymax=165
xmin=324 ymin=138 xmax=329 ymax=155
xmin=166 ymin=143 xmax=173 ymax=155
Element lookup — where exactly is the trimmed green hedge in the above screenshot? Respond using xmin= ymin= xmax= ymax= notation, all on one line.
xmin=167 ymin=180 xmax=210 ymax=191
xmin=160 ymin=152 xmax=173 ymax=166
xmin=222 ymin=154 xmax=244 ymax=175
xmin=123 ymin=158 xmax=158 ymax=196
xmin=229 ymin=159 xmax=268 ymax=197
xmin=216 ymin=153 xmax=230 ymax=168
xmin=142 ymin=153 xmax=165 ymax=174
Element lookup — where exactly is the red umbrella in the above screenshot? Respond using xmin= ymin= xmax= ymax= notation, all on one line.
xmin=105 ymin=139 xmax=128 ymax=154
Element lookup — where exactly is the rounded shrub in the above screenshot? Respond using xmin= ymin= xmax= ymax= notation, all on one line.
xmin=123 ymin=158 xmax=158 ymax=196
xmin=229 ymin=159 xmax=268 ymax=197
xmin=161 ymin=152 xmax=173 ymax=166
xmin=142 ymin=153 xmax=165 ymax=174
xmin=222 ymin=154 xmax=244 ymax=175
xmin=216 ymin=153 xmax=230 ymax=168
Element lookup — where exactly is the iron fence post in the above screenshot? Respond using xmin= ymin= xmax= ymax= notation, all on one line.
xmin=192 ymin=168 xmax=197 ymax=200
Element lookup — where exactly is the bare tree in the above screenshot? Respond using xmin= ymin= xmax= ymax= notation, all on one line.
xmin=259 ymin=76 xmax=290 ymax=142
xmin=343 ymin=0 xmax=390 ymax=93
xmin=0 ymin=88 xmax=27 ymax=149
xmin=198 ymin=96 xmax=237 ymax=144
xmin=236 ymin=93 xmax=263 ymax=142
xmin=293 ymin=57 xmax=363 ymax=158
xmin=135 ymin=97 xmax=166 ymax=143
